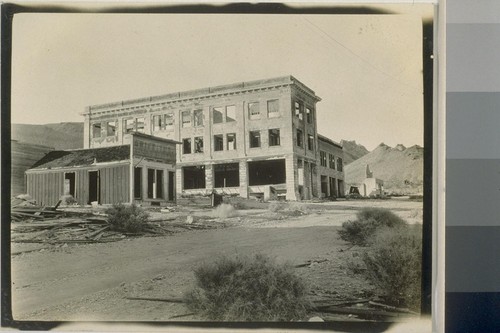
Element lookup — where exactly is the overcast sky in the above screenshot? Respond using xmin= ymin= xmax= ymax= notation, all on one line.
xmin=11 ymin=4 xmax=432 ymax=150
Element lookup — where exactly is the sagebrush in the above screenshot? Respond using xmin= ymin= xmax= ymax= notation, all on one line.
xmin=105 ymin=203 xmax=149 ymax=233
xmin=184 ymin=254 xmax=309 ymax=321
xmin=338 ymin=208 xmax=407 ymax=246
xmin=361 ymin=226 xmax=422 ymax=311
xmin=212 ymin=203 xmax=238 ymax=219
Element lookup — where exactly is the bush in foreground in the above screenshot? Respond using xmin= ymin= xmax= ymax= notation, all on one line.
xmin=338 ymin=208 xmax=407 ymax=246
xmin=361 ymin=226 xmax=422 ymax=311
xmin=184 ymin=254 xmax=309 ymax=321
xmin=105 ymin=203 xmax=149 ymax=233
xmin=212 ymin=203 xmax=238 ymax=219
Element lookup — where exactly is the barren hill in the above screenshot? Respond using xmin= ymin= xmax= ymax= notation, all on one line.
xmin=344 ymin=143 xmax=424 ymax=194
xmin=340 ymin=140 xmax=370 ymax=165
xmin=12 ymin=122 xmax=84 ymax=150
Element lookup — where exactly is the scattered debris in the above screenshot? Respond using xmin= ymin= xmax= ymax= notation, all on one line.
xmin=125 ymin=296 xmax=184 ymax=303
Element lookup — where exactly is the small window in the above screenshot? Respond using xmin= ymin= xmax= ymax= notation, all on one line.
xmin=329 ymin=154 xmax=336 ymax=169
xmin=164 ymin=113 xmax=174 ymax=130
xmin=267 ymin=99 xmax=279 ymax=118
xmin=337 ymin=157 xmax=343 ymax=172
xmin=294 ymin=101 xmax=304 ymax=120
xmin=182 ymin=111 xmax=191 ymax=128
xmin=297 ymin=159 xmax=303 ymax=168
xmin=226 ymin=105 xmax=236 ymax=122
xmin=92 ymin=123 xmax=101 ymax=138
xmin=194 ymin=109 xmax=204 ymax=127
xmin=307 ymin=134 xmax=314 ymax=151
xmin=194 ymin=136 xmax=204 ymax=153
xmin=306 ymin=107 xmax=313 ymax=123
xmin=183 ymin=138 xmax=191 ymax=154
xmin=248 ymin=102 xmax=260 ymax=119
xmin=320 ymin=151 xmax=327 ymax=167
xmin=249 ymin=131 xmax=261 ymax=148
xmin=136 ymin=118 xmax=145 ymax=133
xmin=227 ymin=133 xmax=236 ymax=150
xmin=213 ymin=107 xmax=223 ymax=124
xmin=296 ymin=129 xmax=304 ymax=148
xmin=269 ymin=129 xmax=280 ymax=146
xmin=214 ymin=134 xmax=224 ymax=151
xmin=152 ymin=115 xmax=162 ymax=132
xmin=124 ymin=118 xmax=135 ymax=134
xmin=106 ymin=121 xmax=116 ymax=137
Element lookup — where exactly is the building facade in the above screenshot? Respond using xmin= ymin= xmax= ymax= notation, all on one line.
xmin=82 ymin=76 xmax=343 ymax=201
xmin=317 ymin=135 xmax=345 ymax=198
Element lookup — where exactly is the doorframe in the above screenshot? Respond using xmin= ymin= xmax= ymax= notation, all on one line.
xmin=88 ymin=170 xmax=100 ymax=204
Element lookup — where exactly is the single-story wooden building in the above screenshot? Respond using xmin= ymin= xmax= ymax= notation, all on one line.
xmin=26 ymin=133 xmax=178 ymax=206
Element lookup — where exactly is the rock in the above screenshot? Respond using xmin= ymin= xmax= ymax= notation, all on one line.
xmin=186 ymin=215 xmax=194 ymax=224
xmin=308 ymin=316 xmax=324 ymax=322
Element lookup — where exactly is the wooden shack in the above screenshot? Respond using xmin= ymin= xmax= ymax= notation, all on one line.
xmin=25 ymin=133 xmax=178 ymax=206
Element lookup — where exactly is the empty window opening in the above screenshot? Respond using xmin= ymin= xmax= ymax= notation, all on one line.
xmin=106 ymin=121 xmax=116 ymax=137
xmin=267 ymin=99 xmax=279 ymax=118
xmin=152 ymin=115 xmax=163 ymax=131
xmin=136 ymin=118 xmax=145 ymax=133
xmin=269 ymin=129 xmax=281 ymax=146
xmin=307 ymin=134 xmax=314 ymax=151
xmin=124 ymin=118 xmax=135 ymax=134
xmin=92 ymin=123 xmax=102 ymax=138
xmin=64 ymin=172 xmax=76 ymax=197
xmin=320 ymin=151 xmax=327 ymax=167
xmin=306 ymin=107 xmax=313 ymax=123
xmin=294 ymin=101 xmax=304 ymax=120
xmin=226 ymin=105 xmax=236 ymax=122
xmin=183 ymin=166 xmax=206 ymax=189
xmin=227 ymin=133 xmax=236 ymax=150
xmin=248 ymin=159 xmax=286 ymax=186
xmin=296 ymin=129 xmax=304 ymax=148
xmin=214 ymin=163 xmax=240 ymax=188
xmin=214 ymin=134 xmax=224 ymax=151
xmin=148 ymin=169 xmax=164 ymax=199
xmin=182 ymin=110 xmax=191 ymax=128
xmin=329 ymin=154 xmax=336 ymax=169
xmin=321 ymin=175 xmax=328 ymax=197
xmin=194 ymin=136 xmax=204 ymax=153
xmin=183 ymin=138 xmax=192 ymax=154
xmin=194 ymin=109 xmax=204 ymax=127
xmin=248 ymin=102 xmax=260 ymax=119
xmin=134 ymin=167 xmax=142 ymax=199
xmin=213 ymin=107 xmax=223 ymax=124
xmin=164 ymin=113 xmax=174 ymax=130
xmin=249 ymin=131 xmax=261 ymax=148
xmin=337 ymin=157 xmax=343 ymax=172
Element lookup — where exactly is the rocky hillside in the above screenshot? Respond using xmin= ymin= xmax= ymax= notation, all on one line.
xmin=12 ymin=122 xmax=84 ymax=150
xmin=344 ymin=143 xmax=424 ymax=195
xmin=340 ymin=140 xmax=370 ymax=165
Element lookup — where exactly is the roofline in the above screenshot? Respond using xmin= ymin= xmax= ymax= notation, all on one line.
xmin=83 ymin=75 xmax=321 ymax=115
xmin=131 ymin=132 xmax=181 ymax=144
xmin=318 ymin=134 xmax=343 ymax=149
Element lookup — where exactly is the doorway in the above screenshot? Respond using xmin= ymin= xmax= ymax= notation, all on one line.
xmin=88 ymin=170 xmax=100 ymax=204
xmin=64 ymin=172 xmax=76 ymax=197
xmin=168 ymin=171 xmax=175 ymax=201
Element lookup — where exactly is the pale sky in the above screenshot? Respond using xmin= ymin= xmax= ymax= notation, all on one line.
xmin=11 ymin=5 xmax=432 ymax=150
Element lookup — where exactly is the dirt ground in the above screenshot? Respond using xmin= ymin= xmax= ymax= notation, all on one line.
xmin=10 ymin=198 xmax=423 ymax=322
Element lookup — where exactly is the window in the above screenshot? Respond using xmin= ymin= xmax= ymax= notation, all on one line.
xmin=337 ymin=157 xmax=343 ymax=172
xmin=136 ymin=118 xmax=145 ymax=133
xmin=320 ymin=151 xmax=327 ymax=167
xmin=294 ymin=101 xmax=304 ymax=120
xmin=183 ymin=138 xmax=191 ymax=154
xmin=194 ymin=109 xmax=204 ymax=127
xmin=248 ymin=102 xmax=260 ymax=119
xmin=269 ymin=129 xmax=281 ymax=146
xmin=307 ymin=134 xmax=314 ymax=151
xmin=124 ymin=118 xmax=134 ymax=134
xmin=267 ymin=99 xmax=279 ymax=118
xmin=164 ymin=113 xmax=174 ymax=130
xmin=194 ymin=136 xmax=204 ymax=153
xmin=152 ymin=115 xmax=162 ymax=132
xmin=147 ymin=169 xmax=164 ymax=199
xmin=213 ymin=107 xmax=223 ymax=124
xmin=297 ymin=159 xmax=303 ymax=168
xmin=329 ymin=154 xmax=336 ymax=169
xmin=227 ymin=133 xmax=236 ymax=150
xmin=296 ymin=129 xmax=304 ymax=147
xmin=226 ymin=105 xmax=236 ymax=122
xmin=183 ymin=166 xmax=206 ymax=189
xmin=214 ymin=134 xmax=224 ymax=151
xmin=182 ymin=110 xmax=191 ymax=128
xmin=106 ymin=121 xmax=116 ymax=137
xmin=249 ymin=131 xmax=261 ymax=148
xmin=92 ymin=123 xmax=101 ymax=138
xmin=306 ymin=107 xmax=313 ymax=123
xmin=214 ymin=163 xmax=240 ymax=188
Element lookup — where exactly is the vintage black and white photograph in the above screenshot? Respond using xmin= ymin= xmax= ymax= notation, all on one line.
xmin=7 ymin=2 xmax=433 ymax=329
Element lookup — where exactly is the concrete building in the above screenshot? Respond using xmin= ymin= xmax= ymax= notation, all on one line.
xmin=82 ymin=75 xmax=344 ymax=201
xmin=347 ymin=164 xmax=384 ymax=197
xmin=317 ymin=135 xmax=345 ymax=198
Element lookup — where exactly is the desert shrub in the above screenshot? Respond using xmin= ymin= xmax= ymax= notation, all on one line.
xmin=268 ymin=202 xmax=309 ymax=216
xmin=105 ymin=203 xmax=149 ymax=233
xmin=60 ymin=194 xmax=77 ymax=206
xmin=184 ymin=254 xmax=309 ymax=321
xmin=268 ymin=201 xmax=285 ymax=212
xmin=212 ymin=203 xmax=238 ymax=219
xmin=338 ymin=208 xmax=407 ymax=246
xmin=361 ymin=226 xmax=422 ymax=311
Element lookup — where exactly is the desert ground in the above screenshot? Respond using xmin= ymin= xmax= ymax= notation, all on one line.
xmin=10 ymin=198 xmax=423 ymax=322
